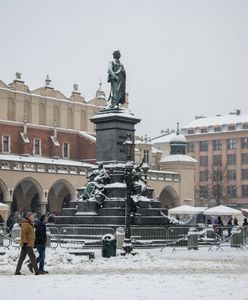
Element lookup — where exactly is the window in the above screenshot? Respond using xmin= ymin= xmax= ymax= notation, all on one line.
xmin=24 ymin=100 xmax=31 ymax=123
xmin=213 ymin=185 xmax=222 ymax=199
xmin=213 ymin=170 xmax=223 ymax=181
xmin=67 ymin=108 xmax=73 ymax=129
xmin=228 ymin=125 xmax=236 ymax=131
xmin=227 ymin=139 xmax=236 ymax=149
xmin=200 ymin=171 xmax=208 ymax=182
xmin=81 ymin=110 xmax=86 ymax=130
xmin=243 ymin=124 xmax=248 ymax=129
xmin=201 ymin=128 xmax=207 ymax=133
xmin=214 ymin=126 xmax=221 ymax=132
xmin=187 ymin=142 xmax=195 ymax=152
xmin=33 ymin=139 xmax=41 ymax=155
xmin=242 ymin=169 xmax=248 ymax=180
xmin=199 ymin=186 xmax=208 ymax=198
xmin=200 ymin=156 xmax=208 ymax=167
xmin=39 ymin=103 xmax=46 ymax=125
xmin=8 ymin=98 xmax=15 ymax=121
xmin=54 ymin=106 xmax=60 ymax=127
xmin=144 ymin=149 xmax=149 ymax=163
xmin=227 ymin=154 xmax=236 ymax=165
xmin=2 ymin=136 xmax=10 ymax=152
xmin=213 ymin=140 xmax=222 ymax=151
xmin=227 ymin=185 xmax=236 ymax=198
xmin=188 ymin=129 xmax=194 ymax=134
xmin=200 ymin=141 xmax=208 ymax=151
xmin=242 ymin=185 xmax=248 ymax=197
xmin=213 ymin=155 xmax=222 ymax=166
xmin=63 ymin=143 xmax=70 ymax=159
xmin=227 ymin=170 xmax=236 ymax=181
xmin=241 ymin=138 xmax=248 ymax=149
xmin=242 ymin=153 xmax=248 ymax=164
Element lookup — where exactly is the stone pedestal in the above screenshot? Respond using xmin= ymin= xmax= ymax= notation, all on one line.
xmin=55 ymin=108 xmax=170 ymax=228
xmin=90 ymin=108 xmax=141 ymax=163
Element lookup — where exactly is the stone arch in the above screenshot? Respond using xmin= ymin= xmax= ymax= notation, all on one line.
xmin=54 ymin=105 xmax=60 ymax=127
xmin=39 ymin=102 xmax=46 ymax=125
xmin=7 ymin=97 xmax=15 ymax=121
xmin=81 ymin=110 xmax=87 ymax=131
xmin=24 ymin=100 xmax=31 ymax=122
xmin=159 ymin=185 xmax=179 ymax=209
xmin=12 ymin=178 xmax=43 ymax=215
xmin=0 ymin=179 xmax=8 ymax=203
xmin=67 ymin=107 xmax=74 ymax=129
xmin=48 ymin=179 xmax=76 ymax=213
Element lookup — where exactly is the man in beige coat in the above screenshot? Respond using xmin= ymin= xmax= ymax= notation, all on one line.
xmin=15 ymin=212 xmax=40 ymax=275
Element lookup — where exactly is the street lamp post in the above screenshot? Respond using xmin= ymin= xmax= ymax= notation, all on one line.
xmin=122 ymin=135 xmax=136 ymax=255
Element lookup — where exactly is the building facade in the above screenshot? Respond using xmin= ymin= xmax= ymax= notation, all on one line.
xmin=153 ymin=111 xmax=248 ymax=208
xmin=0 ymin=74 xmax=106 ymax=217
xmin=0 ymin=73 xmax=196 ymax=219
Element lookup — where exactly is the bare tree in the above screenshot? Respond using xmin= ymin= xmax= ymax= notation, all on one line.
xmin=196 ymin=158 xmax=229 ymax=206
xmin=210 ymin=161 xmax=228 ymax=205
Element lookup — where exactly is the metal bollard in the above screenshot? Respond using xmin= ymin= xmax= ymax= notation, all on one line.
xmin=187 ymin=228 xmax=198 ymax=250
xmin=116 ymin=227 xmax=125 ymax=249
xmin=46 ymin=229 xmax=51 ymax=247
xmin=231 ymin=227 xmax=242 ymax=247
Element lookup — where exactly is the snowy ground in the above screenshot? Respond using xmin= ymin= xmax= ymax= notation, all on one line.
xmin=1 ymin=246 xmax=248 ymax=300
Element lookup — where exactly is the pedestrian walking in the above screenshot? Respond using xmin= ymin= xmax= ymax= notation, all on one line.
xmin=227 ymin=217 xmax=233 ymax=237
xmin=0 ymin=214 xmax=4 ymax=225
xmin=15 ymin=212 xmax=40 ymax=275
xmin=27 ymin=214 xmax=49 ymax=274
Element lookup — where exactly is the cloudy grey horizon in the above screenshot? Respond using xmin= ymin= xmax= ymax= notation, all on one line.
xmin=1 ymin=0 xmax=248 ymax=137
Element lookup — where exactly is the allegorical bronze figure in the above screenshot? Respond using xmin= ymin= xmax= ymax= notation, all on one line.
xmin=107 ymin=50 xmax=126 ymax=108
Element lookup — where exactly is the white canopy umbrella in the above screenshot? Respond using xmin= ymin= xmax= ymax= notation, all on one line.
xmin=203 ymin=205 xmax=242 ymax=216
xmin=168 ymin=205 xmax=207 ymax=216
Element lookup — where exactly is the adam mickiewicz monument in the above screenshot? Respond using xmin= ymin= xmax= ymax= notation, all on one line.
xmin=55 ymin=51 xmax=169 ymax=227
xmin=108 ymin=50 xmax=126 ymax=108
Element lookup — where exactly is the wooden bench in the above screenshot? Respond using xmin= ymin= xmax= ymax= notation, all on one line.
xmin=68 ymin=251 xmax=95 ymax=260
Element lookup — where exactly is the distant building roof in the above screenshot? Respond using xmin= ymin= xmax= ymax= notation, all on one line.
xmin=160 ymin=154 xmax=197 ymax=163
xmin=169 ymin=133 xmax=186 ymax=144
xmin=0 ymin=154 xmax=94 ymax=167
xmin=151 ymin=132 xmax=176 ymax=144
xmin=78 ymin=131 xmax=96 ymax=142
xmin=182 ymin=113 xmax=248 ymax=129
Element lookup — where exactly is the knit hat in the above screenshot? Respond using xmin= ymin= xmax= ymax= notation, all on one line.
xmin=26 ymin=212 xmax=34 ymax=220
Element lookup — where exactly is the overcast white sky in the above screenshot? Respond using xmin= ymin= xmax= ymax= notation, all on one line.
xmin=1 ymin=0 xmax=248 ymax=137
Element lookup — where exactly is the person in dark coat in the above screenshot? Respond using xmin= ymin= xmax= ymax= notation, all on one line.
xmin=28 ymin=214 xmax=48 ymax=274
xmin=216 ymin=216 xmax=224 ymax=236
xmin=227 ymin=217 xmax=233 ymax=237
xmin=15 ymin=212 xmax=40 ymax=275
xmin=0 ymin=214 xmax=4 ymax=225
xmin=243 ymin=218 xmax=248 ymax=243
xmin=7 ymin=214 xmax=15 ymax=231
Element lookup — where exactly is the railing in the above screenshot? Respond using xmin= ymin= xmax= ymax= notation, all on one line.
xmin=0 ymin=159 xmax=91 ymax=176
xmin=59 ymin=227 xmax=115 ymax=249
xmin=1 ymin=224 xmax=247 ymax=251
xmin=0 ymin=159 xmax=180 ymax=182
xmin=146 ymin=170 xmax=180 ymax=182
xmin=0 ymin=226 xmax=11 ymax=248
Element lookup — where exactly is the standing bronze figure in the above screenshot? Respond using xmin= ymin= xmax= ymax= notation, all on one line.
xmin=108 ymin=50 xmax=126 ymax=108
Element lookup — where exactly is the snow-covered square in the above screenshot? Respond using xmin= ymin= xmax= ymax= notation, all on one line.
xmin=1 ymin=246 xmax=248 ymax=300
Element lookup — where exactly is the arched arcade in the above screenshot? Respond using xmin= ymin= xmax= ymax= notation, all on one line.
xmin=159 ymin=185 xmax=179 ymax=210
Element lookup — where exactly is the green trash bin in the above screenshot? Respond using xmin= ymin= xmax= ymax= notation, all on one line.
xmin=101 ymin=234 xmax=116 ymax=258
